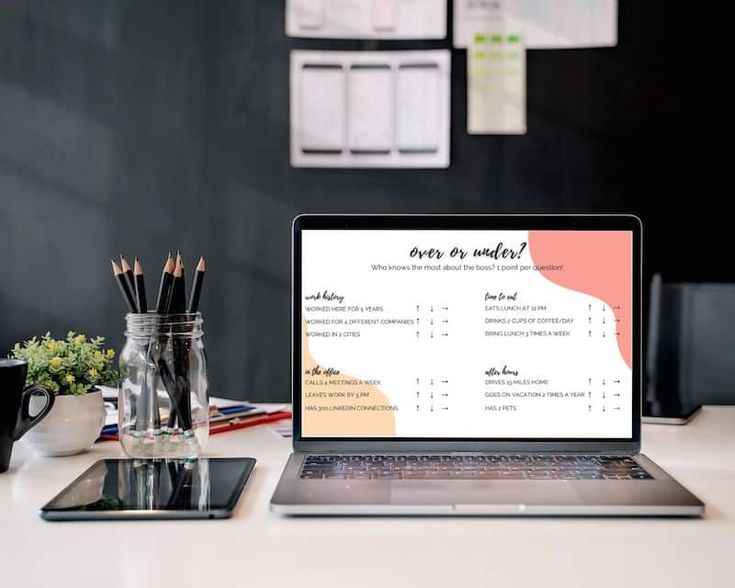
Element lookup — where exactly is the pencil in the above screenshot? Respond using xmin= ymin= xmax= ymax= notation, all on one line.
xmin=188 ymin=257 xmax=205 ymax=313
xmin=166 ymin=257 xmax=186 ymax=428
xmin=111 ymin=259 xmax=137 ymax=313
xmin=134 ymin=258 xmax=148 ymax=314
xmin=167 ymin=256 xmax=186 ymax=314
xmin=120 ymin=255 xmax=136 ymax=301
xmin=155 ymin=256 xmax=175 ymax=314
xmin=177 ymin=252 xmax=186 ymax=305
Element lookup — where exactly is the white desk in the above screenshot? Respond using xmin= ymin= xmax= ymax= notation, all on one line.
xmin=1 ymin=407 xmax=732 ymax=588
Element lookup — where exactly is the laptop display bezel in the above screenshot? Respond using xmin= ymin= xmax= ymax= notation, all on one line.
xmin=292 ymin=214 xmax=642 ymax=454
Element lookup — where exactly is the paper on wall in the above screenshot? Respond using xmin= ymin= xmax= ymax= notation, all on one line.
xmin=290 ymin=50 xmax=451 ymax=168
xmin=286 ymin=0 xmax=446 ymax=40
xmin=467 ymin=33 xmax=526 ymax=135
xmin=454 ymin=0 xmax=617 ymax=49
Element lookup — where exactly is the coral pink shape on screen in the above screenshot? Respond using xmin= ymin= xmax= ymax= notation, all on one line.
xmin=528 ymin=231 xmax=632 ymax=369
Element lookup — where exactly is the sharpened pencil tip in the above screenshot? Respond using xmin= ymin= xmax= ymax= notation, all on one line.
xmin=196 ymin=257 xmax=206 ymax=271
xmin=164 ymin=257 xmax=175 ymax=273
xmin=120 ymin=255 xmax=132 ymax=272
xmin=111 ymin=259 xmax=122 ymax=274
xmin=134 ymin=259 xmax=143 ymax=274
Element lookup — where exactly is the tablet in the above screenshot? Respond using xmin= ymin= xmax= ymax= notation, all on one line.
xmin=40 ymin=457 xmax=256 ymax=521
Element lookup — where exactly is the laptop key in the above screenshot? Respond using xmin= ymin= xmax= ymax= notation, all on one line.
xmin=299 ymin=455 xmax=654 ymax=480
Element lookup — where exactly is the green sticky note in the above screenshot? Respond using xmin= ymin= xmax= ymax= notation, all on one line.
xmin=507 ymin=34 xmax=520 ymax=43
xmin=491 ymin=34 xmax=502 ymax=43
xmin=475 ymin=33 xmax=487 ymax=43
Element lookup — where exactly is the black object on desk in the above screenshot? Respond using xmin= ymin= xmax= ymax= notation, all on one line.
xmin=645 ymin=274 xmax=735 ymax=422
xmin=0 ymin=359 xmax=55 ymax=473
xmin=40 ymin=457 xmax=256 ymax=520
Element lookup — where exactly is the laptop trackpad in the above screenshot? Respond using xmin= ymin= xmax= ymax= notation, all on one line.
xmin=391 ymin=481 xmax=580 ymax=506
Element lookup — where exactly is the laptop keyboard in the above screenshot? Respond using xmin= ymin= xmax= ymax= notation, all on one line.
xmin=300 ymin=455 xmax=653 ymax=480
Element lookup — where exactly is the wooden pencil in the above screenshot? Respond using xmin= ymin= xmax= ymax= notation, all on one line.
xmin=134 ymin=258 xmax=148 ymax=314
xmin=188 ymin=257 xmax=205 ymax=313
xmin=177 ymin=252 xmax=186 ymax=311
xmin=120 ymin=255 xmax=136 ymax=302
xmin=155 ymin=256 xmax=175 ymax=314
xmin=111 ymin=259 xmax=137 ymax=313
xmin=166 ymin=257 xmax=186 ymax=428
xmin=167 ymin=256 xmax=186 ymax=314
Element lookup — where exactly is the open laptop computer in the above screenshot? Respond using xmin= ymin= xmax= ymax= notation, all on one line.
xmin=271 ymin=214 xmax=704 ymax=516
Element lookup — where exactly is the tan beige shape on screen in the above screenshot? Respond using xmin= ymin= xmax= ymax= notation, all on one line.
xmin=302 ymin=321 xmax=396 ymax=436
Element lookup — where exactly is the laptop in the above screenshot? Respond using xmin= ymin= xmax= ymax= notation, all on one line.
xmin=271 ymin=214 xmax=704 ymax=516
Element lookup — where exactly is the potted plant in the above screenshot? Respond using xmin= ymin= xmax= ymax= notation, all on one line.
xmin=10 ymin=332 xmax=118 ymax=456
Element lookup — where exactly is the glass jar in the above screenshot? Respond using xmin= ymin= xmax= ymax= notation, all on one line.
xmin=119 ymin=313 xmax=208 ymax=458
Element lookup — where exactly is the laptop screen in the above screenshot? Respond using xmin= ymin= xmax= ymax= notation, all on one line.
xmin=299 ymin=227 xmax=634 ymax=440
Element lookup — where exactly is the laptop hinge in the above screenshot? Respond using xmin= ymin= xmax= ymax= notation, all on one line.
xmin=298 ymin=448 xmax=641 ymax=456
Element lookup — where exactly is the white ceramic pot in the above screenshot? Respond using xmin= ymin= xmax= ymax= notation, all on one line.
xmin=24 ymin=390 xmax=106 ymax=457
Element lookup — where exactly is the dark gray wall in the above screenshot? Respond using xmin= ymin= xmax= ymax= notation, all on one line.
xmin=0 ymin=1 xmax=720 ymax=401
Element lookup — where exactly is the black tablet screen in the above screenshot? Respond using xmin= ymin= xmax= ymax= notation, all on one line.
xmin=42 ymin=458 xmax=255 ymax=516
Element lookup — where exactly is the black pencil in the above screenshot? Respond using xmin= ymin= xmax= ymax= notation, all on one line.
xmin=167 ymin=256 xmax=186 ymax=314
xmin=155 ymin=256 xmax=175 ymax=314
xmin=134 ymin=258 xmax=148 ymax=314
xmin=177 ymin=252 xmax=186 ymax=311
xmin=166 ymin=256 xmax=187 ymax=428
xmin=120 ymin=255 xmax=136 ymax=303
xmin=111 ymin=259 xmax=137 ymax=313
xmin=188 ymin=257 xmax=205 ymax=313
